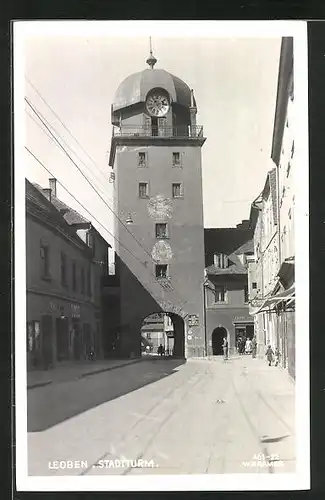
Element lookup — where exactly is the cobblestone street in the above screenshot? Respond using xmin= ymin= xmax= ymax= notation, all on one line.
xmin=28 ymin=356 xmax=295 ymax=476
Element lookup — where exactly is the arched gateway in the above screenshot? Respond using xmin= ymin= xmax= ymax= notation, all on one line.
xmin=141 ymin=311 xmax=185 ymax=358
xmin=212 ymin=326 xmax=228 ymax=355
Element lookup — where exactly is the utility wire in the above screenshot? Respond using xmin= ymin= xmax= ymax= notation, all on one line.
xmin=25 ymin=108 xmax=115 ymax=209
xmin=25 ymin=96 xmax=158 ymax=264
xmin=25 ymin=93 xmax=191 ymax=307
xmin=25 ymin=146 xmax=146 ymax=269
xmin=26 ymin=75 xmax=106 ymax=175
xmin=25 ymin=147 xmax=186 ymax=301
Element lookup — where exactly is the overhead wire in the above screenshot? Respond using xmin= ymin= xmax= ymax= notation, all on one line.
xmin=24 ymin=89 xmax=192 ymax=308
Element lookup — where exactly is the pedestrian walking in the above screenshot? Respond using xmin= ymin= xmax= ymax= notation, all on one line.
xmin=274 ymin=347 xmax=280 ymax=366
xmin=157 ymin=344 xmax=165 ymax=357
xmin=222 ymin=336 xmax=228 ymax=360
xmin=251 ymin=336 xmax=257 ymax=358
xmin=240 ymin=336 xmax=246 ymax=355
xmin=245 ymin=338 xmax=252 ymax=355
xmin=236 ymin=336 xmax=242 ymax=355
xmin=265 ymin=345 xmax=274 ymax=366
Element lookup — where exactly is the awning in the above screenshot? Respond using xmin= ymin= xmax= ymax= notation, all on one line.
xmin=254 ymin=284 xmax=295 ymax=314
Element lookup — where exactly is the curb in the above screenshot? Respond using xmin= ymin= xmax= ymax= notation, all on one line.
xmin=27 ymin=358 xmax=144 ymax=389
xmin=27 ymin=380 xmax=53 ymax=390
xmin=80 ymin=357 xmax=143 ymax=379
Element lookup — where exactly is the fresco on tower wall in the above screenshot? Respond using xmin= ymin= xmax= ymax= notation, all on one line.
xmin=151 ymin=240 xmax=173 ymax=262
xmin=147 ymin=195 xmax=173 ymax=220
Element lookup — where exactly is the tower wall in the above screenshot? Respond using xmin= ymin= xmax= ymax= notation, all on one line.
xmin=112 ymin=141 xmax=206 ymax=357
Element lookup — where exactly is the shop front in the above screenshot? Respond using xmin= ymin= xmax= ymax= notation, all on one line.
xmin=26 ymin=292 xmax=96 ymax=370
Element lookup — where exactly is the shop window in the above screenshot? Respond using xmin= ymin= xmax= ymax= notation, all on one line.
xmin=172 ymin=183 xmax=183 ymax=198
xmin=61 ymin=252 xmax=67 ymax=287
xmin=172 ymin=152 xmax=181 ymax=167
xmin=138 ymin=152 xmax=147 ymax=167
xmin=40 ymin=243 xmax=50 ymax=280
xmin=214 ymin=285 xmax=227 ymax=303
xmin=139 ymin=182 xmax=149 ymax=198
xmin=156 ymin=264 xmax=168 ymax=279
xmin=155 ymin=223 xmax=168 ymax=239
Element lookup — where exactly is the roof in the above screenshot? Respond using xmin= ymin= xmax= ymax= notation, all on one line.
xmin=33 ymin=183 xmax=90 ymax=226
xmin=234 ymin=239 xmax=254 ymax=255
xmin=205 ymin=253 xmax=247 ymax=276
xmin=112 ymin=68 xmax=191 ymax=113
xmin=271 ymin=37 xmax=294 ymax=166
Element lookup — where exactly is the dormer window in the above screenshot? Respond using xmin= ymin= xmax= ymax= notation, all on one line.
xmin=213 ymin=253 xmax=228 ymax=268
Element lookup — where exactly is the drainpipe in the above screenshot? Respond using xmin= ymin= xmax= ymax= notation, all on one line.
xmin=203 ymin=281 xmax=207 ymax=357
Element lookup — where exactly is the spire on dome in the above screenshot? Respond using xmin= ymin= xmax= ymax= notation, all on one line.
xmin=146 ymin=37 xmax=157 ymax=69
xmin=190 ymin=89 xmax=197 ymax=109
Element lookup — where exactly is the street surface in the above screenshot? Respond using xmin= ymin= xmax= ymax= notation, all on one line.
xmin=28 ymin=356 xmax=295 ymax=475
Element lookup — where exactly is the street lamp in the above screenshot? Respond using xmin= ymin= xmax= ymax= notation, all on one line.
xmin=125 ymin=212 xmax=134 ymax=224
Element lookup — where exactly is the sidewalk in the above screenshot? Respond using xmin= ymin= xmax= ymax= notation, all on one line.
xmin=27 ymin=358 xmax=144 ymax=390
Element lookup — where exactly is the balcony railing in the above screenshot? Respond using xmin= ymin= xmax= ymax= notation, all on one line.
xmin=112 ymin=125 xmax=204 ymax=139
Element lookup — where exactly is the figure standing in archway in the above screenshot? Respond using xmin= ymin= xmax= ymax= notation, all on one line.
xmin=222 ymin=336 xmax=228 ymax=360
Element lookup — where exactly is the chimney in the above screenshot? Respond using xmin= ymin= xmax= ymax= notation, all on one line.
xmin=43 ymin=188 xmax=52 ymax=202
xmin=49 ymin=178 xmax=57 ymax=197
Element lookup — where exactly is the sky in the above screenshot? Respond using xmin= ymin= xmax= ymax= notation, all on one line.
xmin=22 ymin=27 xmax=282 ymax=250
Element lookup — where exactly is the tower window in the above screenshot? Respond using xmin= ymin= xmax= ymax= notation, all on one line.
xmin=156 ymin=264 xmax=168 ymax=279
xmin=291 ymin=140 xmax=295 ymax=158
xmin=139 ymin=182 xmax=149 ymax=198
xmin=138 ymin=152 xmax=147 ymax=167
xmin=155 ymin=223 xmax=168 ymax=239
xmin=151 ymin=117 xmax=158 ymax=137
xmin=172 ymin=183 xmax=183 ymax=198
xmin=172 ymin=152 xmax=181 ymax=167
xmin=252 ymin=282 xmax=257 ymax=289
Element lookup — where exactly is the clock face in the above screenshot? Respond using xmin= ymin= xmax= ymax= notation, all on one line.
xmin=146 ymin=94 xmax=170 ymax=117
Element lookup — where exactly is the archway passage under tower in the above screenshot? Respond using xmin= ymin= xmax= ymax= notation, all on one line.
xmin=140 ymin=312 xmax=185 ymax=358
xmin=212 ymin=327 xmax=228 ymax=356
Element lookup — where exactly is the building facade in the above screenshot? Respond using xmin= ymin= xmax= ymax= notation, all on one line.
xmin=247 ymin=168 xmax=279 ymax=357
xmin=26 ymin=179 xmax=110 ymax=370
xmin=247 ymin=37 xmax=295 ymax=379
xmin=204 ymin=226 xmax=254 ymax=355
xmin=108 ymin=50 xmax=206 ymax=358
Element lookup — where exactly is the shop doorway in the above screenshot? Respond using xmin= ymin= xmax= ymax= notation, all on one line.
xmin=72 ymin=319 xmax=82 ymax=360
xmin=212 ymin=327 xmax=227 ymax=355
xmin=56 ymin=317 xmax=69 ymax=361
xmin=41 ymin=315 xmax=53 ymax=368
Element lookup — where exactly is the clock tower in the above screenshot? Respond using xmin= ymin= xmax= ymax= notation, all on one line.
xmin=108 ymin=46 xmax=206 ymax=358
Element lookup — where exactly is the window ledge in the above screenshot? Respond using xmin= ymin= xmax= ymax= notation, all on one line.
xmin=172 ymin=195 xmax=184 ymax=199
xmin=156 ymin=236 xmax=169 ymax=240
xmin=139 ymin=195 xmax=150 ymax=199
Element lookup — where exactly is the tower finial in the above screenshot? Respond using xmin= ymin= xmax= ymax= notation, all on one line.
xmin=146 ymin=36 xmax=157 ymax=69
